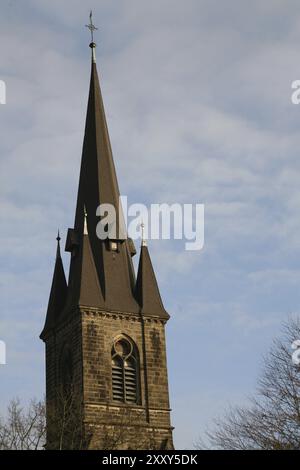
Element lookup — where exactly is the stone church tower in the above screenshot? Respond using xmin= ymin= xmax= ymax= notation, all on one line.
xmin=40 ymin=36 xmax=174 ymax=450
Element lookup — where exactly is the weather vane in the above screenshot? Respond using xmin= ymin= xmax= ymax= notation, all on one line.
xmin=85 ymin=10 xmax=98 ymax=43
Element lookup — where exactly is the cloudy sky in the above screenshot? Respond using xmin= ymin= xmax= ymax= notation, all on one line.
xmin=1 ymin=0 xmax=300 ymax=449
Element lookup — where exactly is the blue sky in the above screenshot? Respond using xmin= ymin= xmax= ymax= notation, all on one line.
xmin=1 ymin=0 xmax=300 ymax=449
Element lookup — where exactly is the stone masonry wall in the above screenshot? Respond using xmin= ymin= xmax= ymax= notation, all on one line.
xmin=80 ymin=309 xmax=174 ymax=449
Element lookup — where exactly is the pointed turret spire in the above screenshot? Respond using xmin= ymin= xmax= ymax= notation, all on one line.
xmin=64 ymin=33 xmax=138 ymax=314
xmin=135 ymin=244 xmax=169 ymax=320
xmin=40 ymin=232 xmax=68 ymax=340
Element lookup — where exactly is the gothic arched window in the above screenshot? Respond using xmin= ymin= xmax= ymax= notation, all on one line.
xmin=111 ymin=337 xmax=140 ymax=404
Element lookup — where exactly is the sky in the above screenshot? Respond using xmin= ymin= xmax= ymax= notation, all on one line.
xmin=1 ymin=0 xmax=300 ymax=449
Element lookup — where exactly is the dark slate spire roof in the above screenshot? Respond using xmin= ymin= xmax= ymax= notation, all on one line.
xmin=40 ymin=233 xmax=68 ymax=340
xmin=64 ymin=43 xmax=139 ymax=314
xmin=135 ymin=245 xmax=170 ymax=320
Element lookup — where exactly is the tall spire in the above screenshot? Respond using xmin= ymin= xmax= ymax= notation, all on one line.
xmin=64 ymin=33 xmax=138 ymax=314
xmin=40 ymin=232 xmax=68 ymax=340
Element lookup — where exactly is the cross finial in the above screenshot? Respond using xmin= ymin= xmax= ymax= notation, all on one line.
xmin=56 ymin=230 xmax=61 ymax=259
xmin=84 ymin=206 xmax=88 ymax=235
xmin=86 ymin=10 xmax=98 ymax=43
xmin=141 ymin=220 xmax=147 ymax=247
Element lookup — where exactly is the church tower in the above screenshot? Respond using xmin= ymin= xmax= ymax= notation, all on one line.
xmin=40 ymin=21 xmax=174 ymax=450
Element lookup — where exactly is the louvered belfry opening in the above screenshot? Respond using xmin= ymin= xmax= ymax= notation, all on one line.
xmin=111 ymin=337 xmax=140 ymax=404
